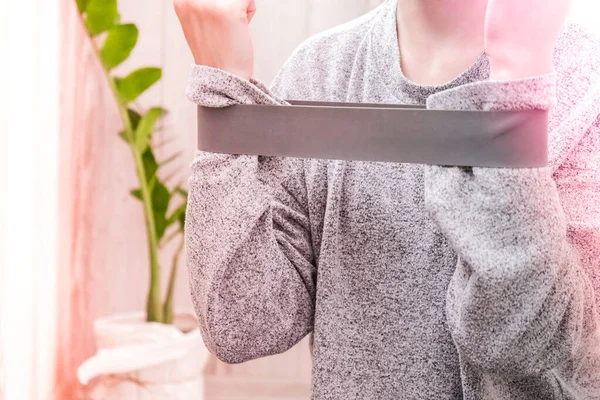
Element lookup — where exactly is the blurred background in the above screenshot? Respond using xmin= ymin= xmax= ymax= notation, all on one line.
xmin=0 ymin=0 xmax=597 ymax=399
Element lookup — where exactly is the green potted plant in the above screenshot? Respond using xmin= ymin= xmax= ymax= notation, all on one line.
xmin=73 ymin=0 xmax=209 ymax=397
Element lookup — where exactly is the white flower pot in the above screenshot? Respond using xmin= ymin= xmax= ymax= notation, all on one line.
xmin=77 ymin=311 xmax=210 ymax=400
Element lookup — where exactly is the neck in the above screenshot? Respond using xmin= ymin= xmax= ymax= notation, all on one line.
xmin=396 ymin=0 xmax=488 ymax=85
xmin=397 ymin=0 xmax=487 ymax=48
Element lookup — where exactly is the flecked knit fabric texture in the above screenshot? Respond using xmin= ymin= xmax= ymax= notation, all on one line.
xmin=184 ymin=0 xmax=600 ymax=398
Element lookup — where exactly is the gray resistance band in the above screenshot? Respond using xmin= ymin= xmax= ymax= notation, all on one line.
xmin=197 ymin=101 xmax=549 ymax=168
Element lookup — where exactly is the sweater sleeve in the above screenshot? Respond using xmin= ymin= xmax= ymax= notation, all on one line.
xmin=184 ymin=65 xmax=316 ymax=364
xmin=423 ymin=72 xmax=600 ymax=391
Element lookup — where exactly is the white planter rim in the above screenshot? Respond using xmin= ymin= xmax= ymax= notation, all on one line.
xmin=93 ymin=309 xmax=199 ymax=336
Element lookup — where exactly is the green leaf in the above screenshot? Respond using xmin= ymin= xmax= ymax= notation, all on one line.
xmin=178 ymin=206 xmax=186 ymax=230
xmin=100 ymin=24 xmax=138 ymax=70
xmin=154 ymin=212 xmax=168 ymax=241
xmin=152 ymin=182 xmax=171 ymax=240
xmin=166 ymin=203 xmax=187 ymax=227
xmin=76 ymin=0 xmax=90 ymax=13
xmin=119 ymin=109 xmax=139 ymax=144
xmin=127 ymin=108 xmax=142 ymax=131
xmin=142 ymin=147 xmax=158 ymax=183
xmin=152 ymin=182 xmax=170 ymax=214
xmin=135 ymin=107 xmax=166 ymax=152
xmin=173 ymin=186 xmax=188 ymax=230
xmin=130 ymin=188 xmax=143 ymax=200
xmin=114 ymin=67 xmax=162 ymax=104
xmin=118 ymin=130 xmax=131 ymax=144
xmin=84 ymin=0 xmax=120 ymax=36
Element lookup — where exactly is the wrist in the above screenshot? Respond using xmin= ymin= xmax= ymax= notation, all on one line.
xmin=192 ymin=59 xmax=253 ymax=82
xmin=490 ymin=64 xmax=555 ymax=81
xmin=489 ymin=53 xmax=554 ymax=81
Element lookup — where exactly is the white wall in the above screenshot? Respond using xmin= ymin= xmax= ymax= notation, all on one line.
xmin=0 ymin=0 xmax=60 ymax=399
xmin=568 ymin=0 xmax=600 ymax=29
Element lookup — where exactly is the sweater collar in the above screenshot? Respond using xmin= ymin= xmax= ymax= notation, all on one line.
xmin=370 ymin=0 xmax=490 ymax=105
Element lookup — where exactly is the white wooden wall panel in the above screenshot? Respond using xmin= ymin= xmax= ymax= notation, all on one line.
xmin=57 ymin=0 xmax=153 ymax=397
xmin=59 ymin=0 xmax=383 ymax=398
xmin=305 ymin=1 xmax=372 ymax=34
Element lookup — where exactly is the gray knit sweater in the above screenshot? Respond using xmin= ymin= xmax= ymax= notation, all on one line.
xmin=184 ymin=1 xmax=600 ymax=398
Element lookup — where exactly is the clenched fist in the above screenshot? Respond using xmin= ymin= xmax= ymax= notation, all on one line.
xmin=173 ymin=0 xmax=256 ymax=80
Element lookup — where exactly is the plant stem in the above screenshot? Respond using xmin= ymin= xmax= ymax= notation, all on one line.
xmin=131 ymin=150 xmax=163 ymax=323
xmin=163 ymin=237 xmax=184 ymax=325
xmin=85 ymin=28 xmax=163 ymax=323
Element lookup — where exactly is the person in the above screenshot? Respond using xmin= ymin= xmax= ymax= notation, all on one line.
xmin=174 ymin=0 xmax=600 ymax=398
